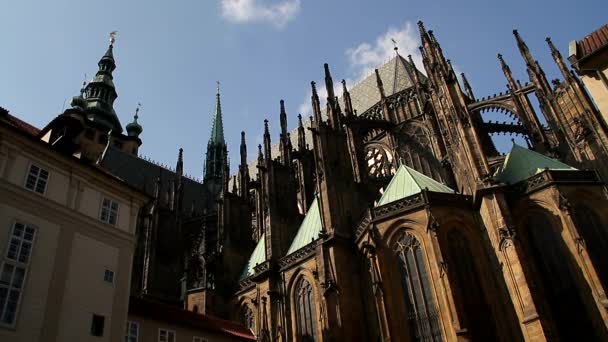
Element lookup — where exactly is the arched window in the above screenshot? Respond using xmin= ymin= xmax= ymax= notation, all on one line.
xmin=572 ymin=205 xmax=608 ymax=290
xmin=445 ymin=230 xmax=498 ymax=341
xmin=241 ymin=305 xmax=255 ymax=332
xmin=394 ymin=232 xmax=442 ymax=342
xmin=525 ymin=211 xmax=600 ymax=341
xmin=295 ymin=278 xmax=316 ymax=342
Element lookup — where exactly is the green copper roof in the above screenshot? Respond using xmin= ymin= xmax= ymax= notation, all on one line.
xmin=286 ymin=197 xmax=323 ymax=255
xmin=240 ymin=234 xmax=266 ymax=280
xmin=209 ymin=89 xmax=225 ymax=145
xmin=377 ymin=165 xmax=454 ymax=206
xmin=496 ymin=144 xmax=577 ymax=184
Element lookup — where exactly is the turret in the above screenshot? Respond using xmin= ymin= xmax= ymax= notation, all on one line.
xmin=83 ymin=32 xmax=123 ymax=134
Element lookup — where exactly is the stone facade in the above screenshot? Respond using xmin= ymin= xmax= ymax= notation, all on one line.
xmin=16 ymin=20 xmax=608 ymax=342
xmin=229 ymin=22 xmax=608 ymax=342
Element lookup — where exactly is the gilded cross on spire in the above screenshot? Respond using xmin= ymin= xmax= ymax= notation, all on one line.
xmin=109 ymin=31 xmax=118 ymax=45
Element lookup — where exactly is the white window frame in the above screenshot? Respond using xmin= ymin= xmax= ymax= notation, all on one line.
xmin=99 ymin=197 xmax=120 ymax=226
xmin=158 ymin=328 xmax=176 ymax=342
xmin=126 ymin=320 xmax=139 ymax=342
xmin=0 ymin=221 xmax=36 ymax=327
xmin=23 ymin=162 xmax=49 ymax=195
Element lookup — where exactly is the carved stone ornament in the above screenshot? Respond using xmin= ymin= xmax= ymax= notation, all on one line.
xmin=498 ymin=225 xmax=516 ymax=251
xmin=558 ymin=193 xmax=571 ymax=213
xmin=439 ymin=260 xmax=448 ymax=278
xmin=426 ymin=207 xmax=440 ymax=234
xmin=575 ymin=236 xmax=586 ymax=255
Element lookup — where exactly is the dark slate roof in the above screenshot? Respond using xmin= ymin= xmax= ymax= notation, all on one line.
xmin=101 ymin=146 xmax=214 ymax=212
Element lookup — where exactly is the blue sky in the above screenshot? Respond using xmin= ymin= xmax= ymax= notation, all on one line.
xmin=1 ymin=0 xmax=605 ymax=178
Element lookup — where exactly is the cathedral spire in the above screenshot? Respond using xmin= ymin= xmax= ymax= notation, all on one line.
xmin=257 ymin=144 xmax=264 ymax=168
xmin=209 ymin=82 xmax=225 ymax=146
xmin=546 ymin=37 xmax=571 ymax=80
xmin=239 ymin=131 xmax=249 ymax=197
xmin=204 ymin=82 xmax=228 ymax=183
xmin=176 ymin=148 xmax=184 ymax=177
xmin=341 ymin=80 xmax=354 ymax=116
xmin=513 ymin=29 xmax=535 ymax=67
xmin=279 ymin=100 xmax=291 ymax=165
xmin=311 ymin=81 xmax=323 ymax=124
xmin=297 ymin=114 xmax=306 ymax=152
xmin=324 ymin=64 xmax=341 ymax=129
xmin=240 ymin=131 xmax=247 ymax=168
xmin=83 ymin=31 xmax=122 ymax=133
xmin=461 ymin=72 xmax=475 ymax=100
xmin=263 ymin=119 xmax=271 ymax=163
xmin=498 ymin=54 xmax=518 ymax=90
xmin=513 ymin=30 xmax=551 ymax=91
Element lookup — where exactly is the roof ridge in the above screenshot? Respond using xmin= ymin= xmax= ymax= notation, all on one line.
xmin=402 ymin=164 xmax=425 ymax=191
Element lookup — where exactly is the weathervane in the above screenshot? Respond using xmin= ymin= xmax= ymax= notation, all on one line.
xmin=135 ymin=102 xmax=142 ymax=119
xmin=391 ymin=38 xmax=398 ymax=52
xmin=216 ymin=81 xmax=220 ymax=94
xmin=109 ymin=31 xmax=118 ymax=45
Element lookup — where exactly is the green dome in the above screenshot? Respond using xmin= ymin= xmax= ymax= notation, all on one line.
xmin=126 ymin=114 xmax=142 ymax=137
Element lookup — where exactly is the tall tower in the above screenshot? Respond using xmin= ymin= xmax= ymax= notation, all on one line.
xmin=83 ymin=32 xmax=123 ymax=134
xmin=204 ymin=83 xmax=228 ymax=191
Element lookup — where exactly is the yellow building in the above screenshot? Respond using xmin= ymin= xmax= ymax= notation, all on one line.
xmin=569 ymin=24 xmax=608 ymax=122
xmin=0 ymin=108 xmax=149 ymax=342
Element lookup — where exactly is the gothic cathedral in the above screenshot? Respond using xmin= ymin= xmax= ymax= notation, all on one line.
xmin=38 ymin=21 xmax=608 ymax=341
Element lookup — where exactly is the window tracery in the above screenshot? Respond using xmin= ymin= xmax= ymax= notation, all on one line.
xmin=365 ymin=145 xmax=395 ymax=178
xmin=394 ymin=232 xmax=442 ymax=342
xmin=294 ymin=278 xmax=316 ymax=342
xmin=396 ymin=123 xmax=444 ymax=182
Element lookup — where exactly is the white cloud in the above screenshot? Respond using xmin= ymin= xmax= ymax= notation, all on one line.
xmin=298 ymin=21 xmax=423 ymax=118
xmin=220 ymin=0 xmax=301 ymax=28
xmin=346 ymin=21 xmax=422 ymax=81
